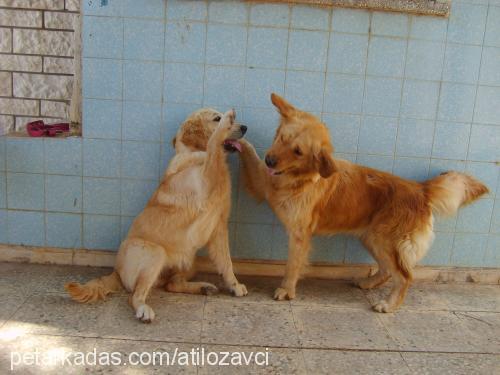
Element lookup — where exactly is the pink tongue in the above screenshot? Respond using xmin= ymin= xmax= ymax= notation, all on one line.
xmin=267 ymin=168 xmax=276 ymax=176
xmin=225 ymin=139 xmax=242 ymax=152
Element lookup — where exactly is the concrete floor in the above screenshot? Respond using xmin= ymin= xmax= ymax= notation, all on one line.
xmin=0 ymin=262 xmax=498 ymax=374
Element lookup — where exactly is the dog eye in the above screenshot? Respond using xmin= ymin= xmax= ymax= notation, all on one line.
xmin=294 ymin=147 xmax=302 ymax=156
xmin=213 ymin=116 xmax=221 ymax=122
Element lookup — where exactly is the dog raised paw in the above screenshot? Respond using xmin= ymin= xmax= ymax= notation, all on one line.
xmin=273 ymin=287 xmax=295 ymax=301
xmin=230 ymin=283 xmax=248 ymax=297
xmin=135 ymin=304 xmax=155 ymax=323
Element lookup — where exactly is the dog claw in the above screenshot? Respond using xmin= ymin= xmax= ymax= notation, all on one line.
xmin=274 ymin=287 xmax=295 ymax=301
xmin=201 ymin=285 xmax=218 ymax=296
xmin=230 ymin=283 xmax=248 ymax=297
xmin=373 ymin=300 xmax=393 ymax=313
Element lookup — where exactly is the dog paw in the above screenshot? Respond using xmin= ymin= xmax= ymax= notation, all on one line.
xmin=372 ymin=300 xmax=394 ymax=313
xmin=273 ymin=287 xmax=295 ymax=301
xmin=200 ymin=284 xmax=219 ymax=296
xmin=135 ymin=304 xmax=155 ymax=323
xmin=230 ymin=283 xmax=248 ymax=297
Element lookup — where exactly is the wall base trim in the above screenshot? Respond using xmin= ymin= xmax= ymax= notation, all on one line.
xmin=0 ymin=244 xmax=498 ymax=284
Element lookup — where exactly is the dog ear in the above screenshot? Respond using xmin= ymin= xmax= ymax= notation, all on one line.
xmin=316 ymin=149 xmax=336 ymax=178
xmin=171 ymin=136 xmax=176 ymax=148
xmin=271 ymin=93 xmax=295 ymax=118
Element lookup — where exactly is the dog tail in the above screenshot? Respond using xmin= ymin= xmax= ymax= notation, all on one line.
xmin=65 ymin=270 xmax=123 ymax=303
xmin=424 ymin=171 xmax=488 ymax=217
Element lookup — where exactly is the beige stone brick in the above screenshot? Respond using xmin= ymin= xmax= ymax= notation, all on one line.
xmin=43 ymin=57 xmax=74 ymax=74
xmin=0 ymin=98 xmax=39 ymax=116
xmin=0 ymin=114 xmax=14 ymax=135
xmin=0 ymin=0 xmax=64 ymax=10
xmin=13 ymin=73 xmax=73 ymax=100
xmin=15 ymin=116 xmax=64 ymax=131
xmin=44 ymin=11 xmax=77 ymax=30
xmin=41 ymin=100 xmax=69 ymax=118
xmin=13 ymin=29 xmax=74 ymax=57
xmin=0 ymin=54 xmax=42 ymax=72
xmin=0 ymin=28 xmax=12 ymax=53
xmin=65 ymin=0 xmax=80 ymax=12
xmin=0 ymin=9 xmax=42 ymax=28
xmin=0 ymin=72 xmax=12 ymax=96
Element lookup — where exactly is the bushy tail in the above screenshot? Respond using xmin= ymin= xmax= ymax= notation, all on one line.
xmin=65 ymin=271 xmax=123 ymax=303
xmin=424 ymin=171 xmax=489 ymax=217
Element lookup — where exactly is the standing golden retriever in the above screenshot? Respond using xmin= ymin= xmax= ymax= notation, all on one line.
xmin=66 ymin=109 xmax=248 ymax=322
xmin=239 ymin=93 xmax=488 ymax=313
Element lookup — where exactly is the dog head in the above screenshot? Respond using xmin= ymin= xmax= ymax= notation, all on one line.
xmin=173 ymin=108 xmax=247 ymax=153
xmin=265 ymin=93 xmax=336 ymax=179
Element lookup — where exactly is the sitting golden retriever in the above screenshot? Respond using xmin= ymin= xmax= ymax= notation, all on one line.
xmin=239 ymin=93 xmax=488 ymax=313
xmin=66 ymin=109 xmax=248 ymax=322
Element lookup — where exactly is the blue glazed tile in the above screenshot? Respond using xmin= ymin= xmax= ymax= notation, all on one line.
xmin=479 ymin=47 xmax=500 ymax=86
xmin=287 ymin=30 xmax=329 ymax=72
xmin=46 ymin=175 xmax=82 ymax=213
xmin=204 ymin=66 xmax=245 ymax=107
xmin=484 ymin=6 xmax=500 ymax=48
xmin=465 ymin=162 xmax=499 ymax=197
xmin=335 ymin=153 xmax=356 ymax=162
xmin=438 ymin=83 xmax=476 ymax=123
xmin=82 ymin=58 xmax=122 ymax=100
xmin=443 ymin=44 xmax=482 ymax=84
xmin=0 ymin=138 xmax=5 ymax=171
xmin=356 ymin=154 xmax=394 ymax=173
xmin=401 ymin=80 xmax=440 ymax=120
xmin=310 ymin=235 xmax=346 ymax=263
xmin=474 ymin=86 xmax=500 ymax=125
xmin=123 ymin=61 xmax=163 ymax=102
xmin=410 ymin=15 xmax=447 ymax=41
xmin=393 ymin=157 xmax=430 ymax=181
xmin=332 ymin=8 xmax=370 ymax=34
xmin=447 ymin=3 xmax=487 ymax=45
xmin=285 ymin=70 xmax=325 ymax=112
xmin=83 ymin=0 xmax=121 ymax=16
xmin=323 ymin=74 xmax=364 ymax=114
xmin=0 ymin=209 xmax=6 ymax=243
xmin=6 ymin=138 xmax=44 ymax=173
xmin=456 ymin=198 xmax=494 ymax=233
xmin=121 ymin=141 xmax=160 ymax=180
xmin=83 ymin=177 xmax=120 ymax=215
xmin=491 ymin=200 xmax=499 ymax=234
xmin=83 ymin=139 xmax=121 ymax=178
xmin=164 ymin=22 xmax=205 ymax=63
xmin=83 ymin=99 xmax=122 ymax=139
xmin=432 ymin=122 xmax=470 ymax=160
xmin=328 ymin=33 xmax=368 ymax=75
xmin=124 ymin=19 xmax=164 ymax=61
xmin=322 ymin=114 xmax=360 ymax=153
xmin=206 ymin=24 xmax=247 ymax=66
xmin=7 ymin=173 xmax=44 ymax=210
xmin=166 ymin=0 xmax=207 ymax=21
xmin=208 ymin=1 xmax=248 ymax=24
xmin=405 ymin=40 xmax=444 ymax=81
xmin=421 ymin=232 xmax=453 ymax=266
xmin=396 ymin=118 xmax=435 ymax=157
xmin=82 ymin=16 xmax=123 ymax=59
xmin=45 ymin=138 xmax=82 ymax=176
xmin=0 ymin=172 xmax=4 ymax=208
xmin=363 ymin=77 xmax=402 ymax=117
xmin=429 ymin=159 xmax=466 ymax=179
xmin=162 ymin=103 xmax=200 ymax=144
xmin=371 ymin=12 xmax=409 ymax=37
xmin=122 ymin=0 xmax=164 ymax=19
xmin=245 ymin=68 xmax=285 ymax=108
xmin=237 ymin=188 xmax=274 ymax=224
xmin=235 ymin=223 xmax=273 ymax=259
xmin=122 ymin=101 xmax=161 ymax=142
xmin=269 ymin=224 xmax=288 ymax=260
xmin=164 ymin=63 xmax=204 ymax=105
xmin=250 ymin=3 xmax=289 ymax=27
xmin=434 ymin=215 xmax=457 ymax=232
xmin=367 ymin=37 xmax=406 ymax=77
xmin=8 ymin=210 xmax=45 ymax=246
xmin=484 ymin=235 xmax=500 ymax=267
xmin=452 ymin=233 xmax=488 ymax=266
xmin=358 ymin=116 xmax=398 ymax=155
xmin=291 ymin=5 xmax=330 ymax=30
xmin=345 ymin=237 xmax=373 ymax=264
xmin=121 ymin=215 xmax=135 ymax=240
xmin=46 ymin=213 xmax=82 ymax=249
xmin=241 ymin=108 xmax=280 ymax=149
xmin=468 ymin=125 xmax=500 ymax=162
xmin=83 ymin=214 xmax=121 ymax=250
xmin=121 ymin=179 xmax=157 ymax=216
xmin=247 ymin=27 xmax=288 ymax=69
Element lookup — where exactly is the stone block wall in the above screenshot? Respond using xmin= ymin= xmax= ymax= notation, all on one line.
xmin=0 ymin=0 xmax=79 ymax=135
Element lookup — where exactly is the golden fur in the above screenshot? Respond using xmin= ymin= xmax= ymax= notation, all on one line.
xmin=239 ymin=93 xmax=489 ymax=312
xmin=66 ymin=109 xmax=247 ymax=322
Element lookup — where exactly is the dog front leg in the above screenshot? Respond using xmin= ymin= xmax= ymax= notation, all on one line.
xmin=207 ymin=226 xmax=248 ymax=297
xmin=274 ymin=230 xmax=311 ymax=301
xmin=239 ymin=139 xmax=268 ymax=202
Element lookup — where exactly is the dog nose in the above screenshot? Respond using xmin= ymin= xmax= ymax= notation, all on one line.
xmin=240 ymin=125 xmax=247 ymax=135
xmin=265 ymin=155 xmax=277 ymax=168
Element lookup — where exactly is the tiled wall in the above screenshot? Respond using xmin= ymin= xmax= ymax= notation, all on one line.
xmin=0 ymin=0 xmax=499 ymax=267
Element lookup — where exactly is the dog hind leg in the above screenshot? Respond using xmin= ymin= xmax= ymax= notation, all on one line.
xmin=166 ymin=270 xmax=218 ymax=295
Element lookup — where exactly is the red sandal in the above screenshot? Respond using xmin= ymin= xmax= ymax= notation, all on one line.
xmin=27 ymin=120 xmax=70 ymax=137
